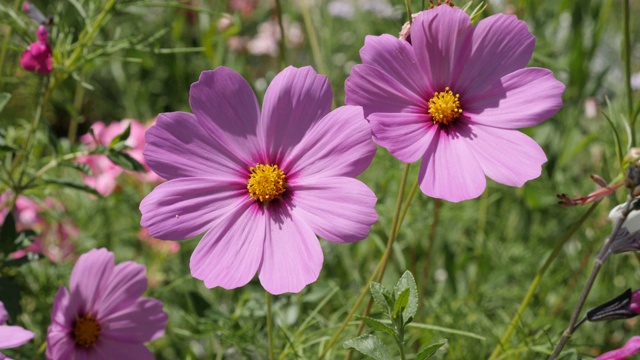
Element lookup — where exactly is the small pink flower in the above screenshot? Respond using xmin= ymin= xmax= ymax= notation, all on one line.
xmin=596 ymin=336 xmax=640 ymax=360
xmin=138 ymin=228 xmax=179 ymax=255
xmin=0 ymin=301 xmax=35 ymax=358
xmin=46 ymin=248 xmax=168 ymax=359
xmin=21 ymin=25 xmax=52 ymax=74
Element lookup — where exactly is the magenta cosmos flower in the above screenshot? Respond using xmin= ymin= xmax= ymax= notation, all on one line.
xmin=345 ymin=6 xmax=565 ymax=202
xmin=140 ymin=66 xmax=378 ymax=295
xmin=46 ymin=248 xmax=168 ymax=359
xmin=0 ymin=301 xmax=34 ymax=359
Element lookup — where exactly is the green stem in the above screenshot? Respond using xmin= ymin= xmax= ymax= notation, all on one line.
xmin=0 ymin=0 xmax=21 ymax=80
xmin=406 ymin=0 xmax=413 ymax=23
xmin=420 ymin=199 xmax=442 ymax=296
xmin=488 ymin=202 xmax=599 ymax=360
xmin=274 ymin=0 xmax=287 ymax=68
xmin=68 ymin=75 xmax=87 ymax=144
xmin=267 ymin=292 xmax=275 ymax=360
xmin=65 ymin=0 xmax=117 ymax=72
xmin=319 ymin=164 xmax=412 ymax=359
xmin=623 ymin=0 xmax=634 ymax=145
xmin=299 ymin=0 xmax=328 ymax=76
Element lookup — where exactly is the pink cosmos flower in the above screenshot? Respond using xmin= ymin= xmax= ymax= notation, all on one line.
xmin=596 ymin=336 xmax=640 ymax=360
xmin=138 ymin=227 xmax=180 ymax=255
xmin=77 ymin=119 xmax=163 ymax=196
xmin=0 ymin=301 xmax=35 ymax=359
xmin=345 ymin=6 xmax=565 ymax=202
xmin=20 ymin=25 xmax=52 ymax=74
xmin=140 ymin=66 xmax=378 ymax=295
xmin=46 ymin=248 xmax=168 ymax=359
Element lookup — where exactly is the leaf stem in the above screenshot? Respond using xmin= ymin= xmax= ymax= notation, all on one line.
xmin=267 ymin=292 xmax=275 ymax=360
xmin=622 ymin=0 xmax=634 ymax=145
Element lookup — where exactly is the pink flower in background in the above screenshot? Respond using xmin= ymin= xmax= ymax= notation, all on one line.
xmin=20 ymin=25 xmax=52 ymax=74
xmin=77 ymin=119 xmax=163 ymax=196
xmin=46 ymin=248 xmax=168 ymax=359
xmin=138 ymin=228 xmax=179 ymax=255
xmin=596 ymin=336 xmax=640 ymax=360
xmin=246 ymin=18 xmax=304 ymax=57
xmin=346 ymin=6 xmax=565 ymax=202
xmin=0 ymin=301 xmax=35 ymax=359
xmin=140 ymin=66 xmax=378 ymax=294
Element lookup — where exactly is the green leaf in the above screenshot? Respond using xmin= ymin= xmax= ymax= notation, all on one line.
xmin=416 ymin=340 xmax=447 ymax=360
xmin=0 ymin=93 xmax=11 ymax=113
xmin=356 ymin=316 xmax=396 ymax=336
xmin=343 ymin=334 xmax=391 ymax=360
xmin=0 ymin=211 xmax=18 ymax=254
xmin=393 ymin=288 xmax=410 ymax=319
xmin=60 ymin=161 xmax=93 ymax=176
xmin=394 ymin=271 xmax=419 ymax=324
xmin=40 ymin=177 xmax=102 ymax=197
xmin=106 ymin=150 xmax=145 ymax=172
xmin=370 ymin=282 xmax=393 ymax=313
xmin=109 ymin=122 xmax=131 ymax=147
xmin=0 ymin=278 xmax=21 ymax=320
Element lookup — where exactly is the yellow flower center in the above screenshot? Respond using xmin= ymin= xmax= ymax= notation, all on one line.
xmin=247 ymin=164 xmax=286 ymax=203
xmin=73 ymin=314 xmax=101 ymax=348
xmin=428 ymin=87 xmax=463 ymax=125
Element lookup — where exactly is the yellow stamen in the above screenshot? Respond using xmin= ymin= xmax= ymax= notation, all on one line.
xmin=247 ymin=164 xmax=286 ymax=203
xmin=428 ymin=87 xmax=463 ymax=125
xmin=73 ymin=314 xmax=101 ymax=348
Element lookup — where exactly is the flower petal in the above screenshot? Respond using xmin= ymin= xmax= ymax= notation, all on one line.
xmin=596 ymin=336 xmax=640 ymax=360
xmin=368 ymin=112 xmax=435 ymax=163
xmin=467 ymin=125 xmax=546 ymax=187
xmin=101 ymin=298 xmax=167 ymax=344
xmin=144 ymin=112 xmax=245 ymax=180
xmin=190 ymin=203 xmax=266 ymax=290
xmin=290 ymin=177 xmax=377 ymax=243
xmin=0 ymin=326 xmax=34 ymax=349
xmin=189 ymin=67 xmax=261 ymax=166
xmin=455 ymin=13 xmax=534 ymax=96
xmin=418 ymin=125 xmax=486 ymax=202
xmin=92 ymin=339 xmax=154 ymax=360
xmin=258 ymin=205 xmax=323 ymax=295
xmin=95 ymin=262 xmax=147 ymax=318
xmin=411 ymin=6 xmax=472 ymax=90
xmin=140 ymin=177 xmax=247 ymax=240
xmin=358 ymin=34 xmax=431 ymax=95
xmin=285 ymin=106 xmax=376 ymax=178
xmin=70 ymin=249 xmax=114 ymax=315
xmin=46 ymin=322 xmax=77 ymax=360
xmin=464 ymin=68 xmax=565 ymax=129
xmin=345 ymin=64 xmax=426 ymax=116
xmin=260 ymin=66 xmax=332 ymax=164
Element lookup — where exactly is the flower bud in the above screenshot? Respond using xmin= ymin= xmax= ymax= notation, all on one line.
xmin=586 ymin=288 xmax=640 ymax=322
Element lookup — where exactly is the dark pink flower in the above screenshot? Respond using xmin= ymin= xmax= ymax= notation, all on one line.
xmin=20 ymin=25 xmax=52 ymax=74
xmin=46 ymin=248 xmax=168 ymax=359
xmin=346 ymin=6 xmax=565 ymax=202
xmin=596 ymin=336 xmax=640 ymax=360
xmin=140 ymin=66 xmax=378 ymax=294
xmin=0 ymin=301 xmax=34 ymax=358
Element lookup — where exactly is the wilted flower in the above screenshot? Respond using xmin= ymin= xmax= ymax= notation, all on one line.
xmin=46 ymin=248 xmax=168 ymax=359
xmin=0 ymin=300 xmax=34 ymax=358
xmin=596 ymin=336 xmax=640 ymax=360
xmin=20 ymin=25 xmax=52 ymax=74
xmin=346 ymin=6 xmax=565 ymax=202
xmin=140 ymin=66 xmax=378 ymax=295
xmin=586 ymin=288 xmax=640 ymax=322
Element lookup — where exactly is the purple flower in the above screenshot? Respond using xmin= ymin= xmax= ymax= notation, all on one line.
xmin=46 ymin=248 xmax=168 ymax=359
xmin=0 ymin=301 xmax=34 ymax=359
xmin=596 ymin=336 xmax=640 ymax=360
xmin=140 ymin=66 xmax=378 ymax=295
xmin=346 ymin=6 xmax=565 ymax=202
xmin=20 ymin=25 xmax=52 ymax=74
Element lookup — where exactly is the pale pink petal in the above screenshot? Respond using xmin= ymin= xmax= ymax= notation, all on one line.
xmin=49 ymin=288 xmax=78 ymax=330
xmin=419 ymin=125 xmax=486 ymax=202
xmin=45 ymin=324 xmax=77 ymax=360
xmin=260 ymin=66 xmax=332 ymax=164
xmin=290 ymin=177 xmax=377 ymax=243
xmin=411 ymin=6 xmax=472 ymax=90
xmin=284 ymin=106 xmax=376 ymax=178
xmin=0 ymin=326 xmax=34 ymax=349
xmin=144 ymin=112 xmax=245 ymax=180
xmin=368 ymin=112 xmax=435 ymax=163
xmin=467 ymin=125 xmax=546 ymax=187
xmin=101 ymin=298 xmax=167 ymax=343
xmin=92 ymin=339 xmax=154 ymax=360
xmin=358 ymin=34 xmax=431 ymax=96
xmin=190 ymin=203 xmax=266 ymax=290
xmin=345 ymin=64 xmax=426 ymax=116
xmin=596 ymin=336 xmax=640 ymax=360
xmin=70 ymin=249 xmax=114 ymax=315
xmin=258 ymin=206 xmax=323 ymax=295
xmin=95 ymin=262 xmax=147 ymax=317
xmin=189 ymin=67 xmax=262 ymax=165
xmin=455 ymin=13 xmax=534 ymax=96
xmin=140 ymin=177 xmax=248 ymax=240
xmin=464 ymin=68 xmax=565 ymax=129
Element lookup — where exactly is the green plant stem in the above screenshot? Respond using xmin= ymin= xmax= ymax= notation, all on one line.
xmin=274 ymin=0 xmax=287 ymax=68
xmin=68 ymin=75 xmax=87 ymax=144
xmin=0 ymin=0 xmax=21 ymax=79
xmin=406 ymin=0 xmax=413 ymax=23
xmin=267 ymin=292 xmax=275 ymax=360
xmin=488 ymin=202 xmax=599 ymax=360
xmin=623 ymin=0 xmax=634 ymax=145
xmin=318 ymin=164 xmax=412 ymax=360
xmin=420 ymin=199 xmax=442 ymax=296
xmin=548 ymin=194 xmax=634 ymax=359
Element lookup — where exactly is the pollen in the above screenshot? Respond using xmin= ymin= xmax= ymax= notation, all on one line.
xmin=247 ymin=164 xmax=287 ymax=203
xmin=73 ymin=314 xmax=101 ymax=348
xmin=428 ymin=87 xmax=463 ymax=125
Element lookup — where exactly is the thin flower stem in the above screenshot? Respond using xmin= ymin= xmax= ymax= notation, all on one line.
xmin=406 ymin=0 xmax=413 ymax=23
xmin=488 ymin=202 xmax=599 ymax=360
xmin=548 ymin=193 xmax=634 ymax=359
xmin=68 ymin=75 xmax=87 ymax=144
xmin=318 ymin=164 xmax=412 ymax=360
xmin=274 ymin=0 xmax=287 ymax=68
xmin=0 ymin=0 xmax=21 ymax=79
xmin=267 ymin=292 xmax=275 ymax=360
xmin=420 ymin=199 xmax=442 ymax=296
xmin=623 ymin=0 xmax=634 ymax=145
